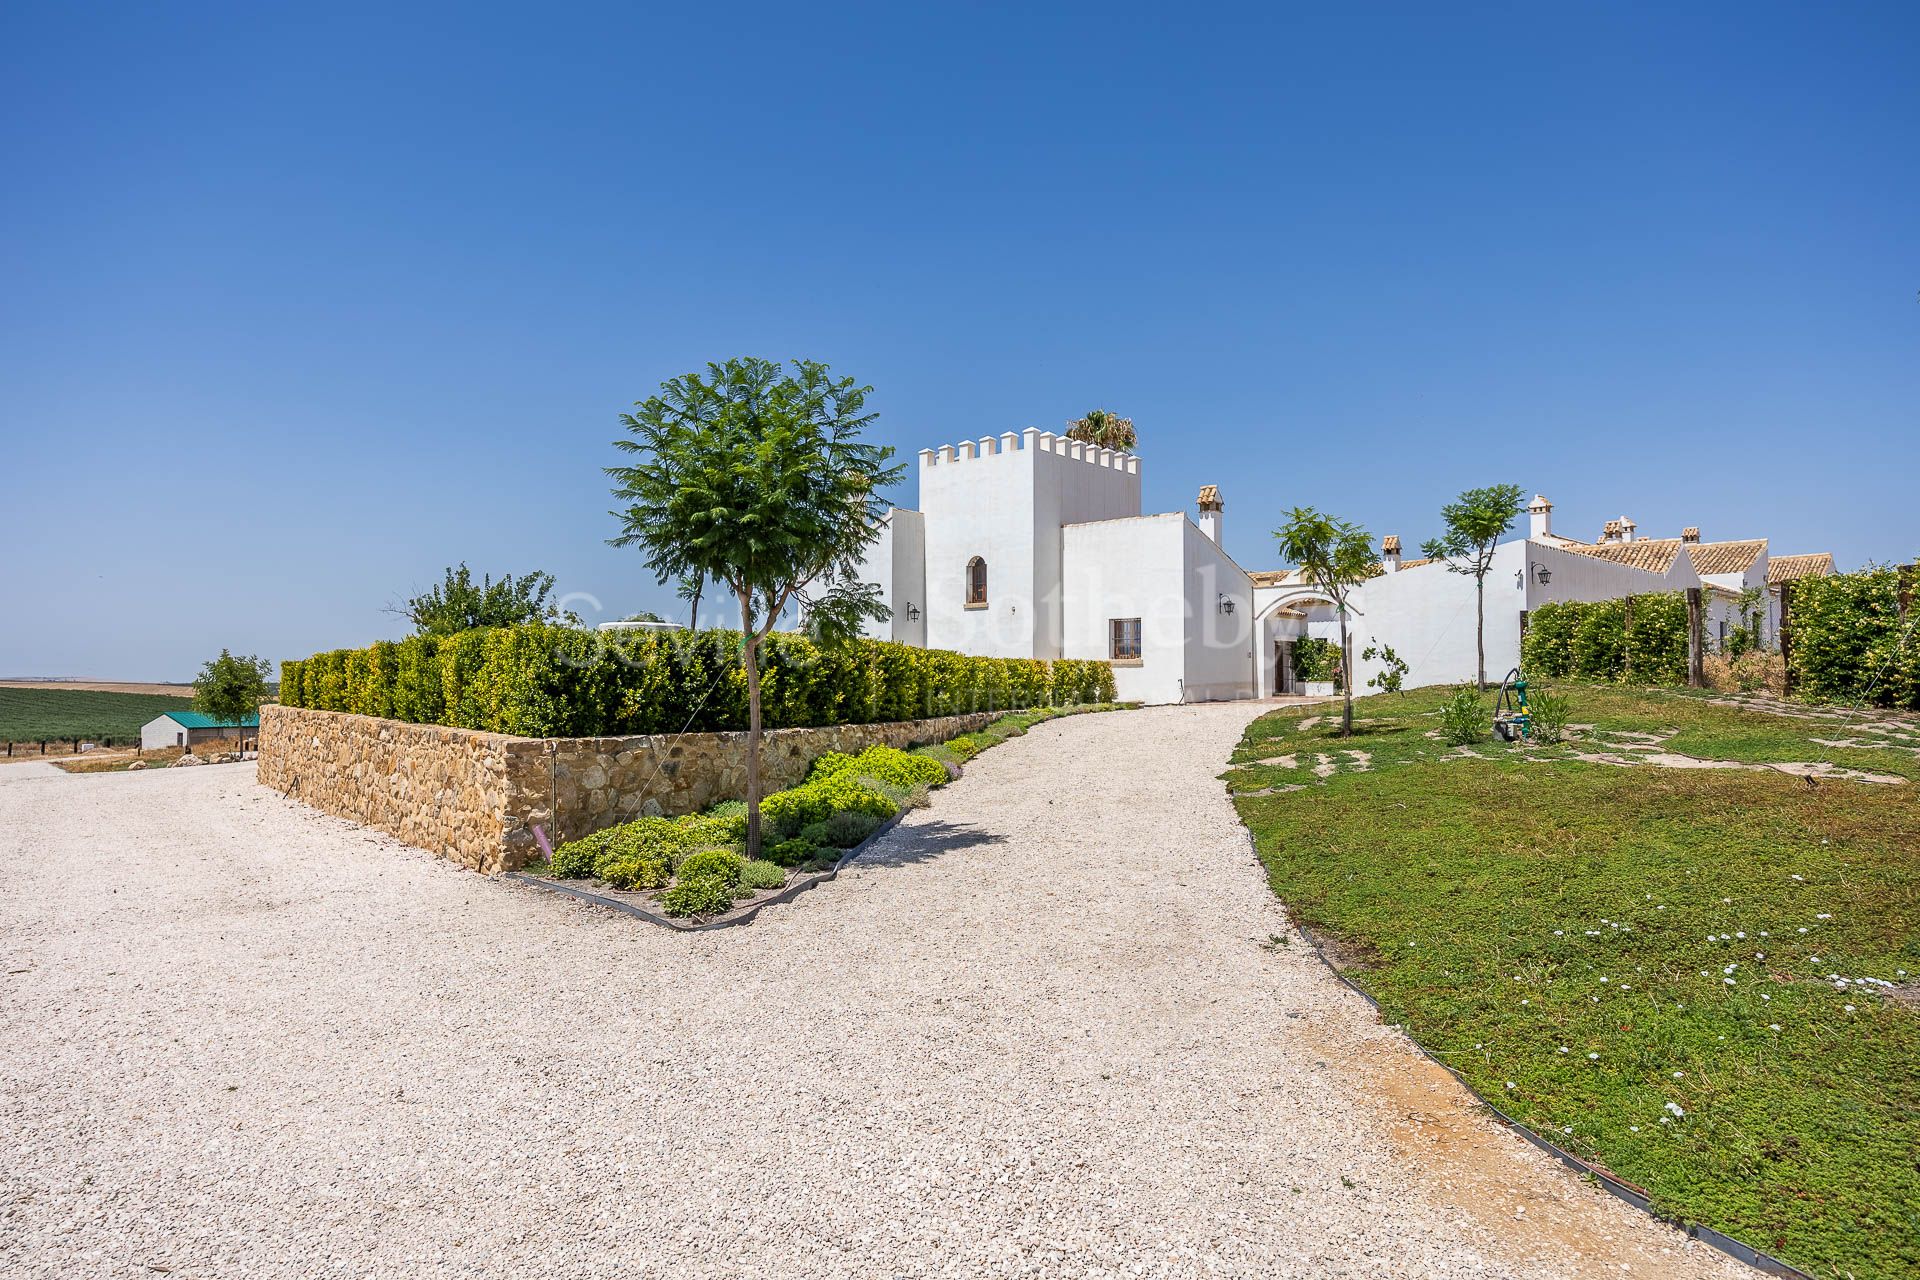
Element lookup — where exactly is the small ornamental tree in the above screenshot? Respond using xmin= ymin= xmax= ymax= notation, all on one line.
xmin=403 ymin=565 xmax=561 ymax=637
xmin=608 ymin=357 xmax=904 ymax=857
xmin=193 ymin=649 xmax=271 ymax=737
xmin=1274 ymin=507 xmax=1376 ymax=736
xmin=1421 ymin=484 xmax=1525 ymax=690
xmin=1065 ymin=408 xmax=1137 ymax=452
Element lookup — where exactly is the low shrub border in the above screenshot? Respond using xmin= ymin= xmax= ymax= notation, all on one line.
xmin=508 ymin=702 xmax=1131 ymax=930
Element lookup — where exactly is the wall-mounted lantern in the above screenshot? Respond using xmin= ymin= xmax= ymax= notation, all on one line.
xmin=1217 ymin=593 xmax=1236 ymax=616
xmin=1515 ymin=561 xmax=1553 ymax=589
xmin=904 ymin=601 xmax=921 ymax=622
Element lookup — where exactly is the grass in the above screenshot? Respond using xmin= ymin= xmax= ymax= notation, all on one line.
xmin=1228 ymin=684 xmax=1920 ymax=1280
xmin=0 ymin=686 xmax=195 ymax=744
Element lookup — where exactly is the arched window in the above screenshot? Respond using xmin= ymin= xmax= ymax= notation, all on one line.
xmin=965 ymin=557 xmax=988 ymax=607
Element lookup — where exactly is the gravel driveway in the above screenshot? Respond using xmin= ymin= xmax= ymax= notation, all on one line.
xmin=2 ymin=703 xmax=1747 ymax=1279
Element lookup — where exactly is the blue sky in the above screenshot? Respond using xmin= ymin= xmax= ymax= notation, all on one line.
xmin=3 ymin=2 xmax=1915 ymax=680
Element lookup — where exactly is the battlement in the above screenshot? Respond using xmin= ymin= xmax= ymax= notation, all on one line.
xmin=918 ymin=428 xmax=1140 ymax=475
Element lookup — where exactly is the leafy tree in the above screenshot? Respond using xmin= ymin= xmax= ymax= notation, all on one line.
xmin=621 ymin=611 xmax=668 ymax=623
xmin=676 ymin=572 xmax=705 ymax=633
xmin=1421 ymin=484 xmax=1525 ymax=690
xmin=1361 ymin=641 xmax=1408 ymax=694
xmin=193 ymin=649 xmax=270 ymax=737
xmin=402 ymin=564 xmax=561 ymax=637
xmin=1274 ymin=507 xmax=1376 ymax=736
xmin=1065 ymin=408 xmax=1137 ymax=451
xmin=608 ymin=357 xmax=904 ymax=856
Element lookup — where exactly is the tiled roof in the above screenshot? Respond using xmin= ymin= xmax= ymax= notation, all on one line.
xmin=1397 ymin=557 xmax=1440 ymax=570
xmin=1686 ymin=539 xmax=1767 ymax=576
xmin=1249 ymin=569 xmax=1303 ymax=587
xmin=1562 ymin=538 xmax=1687 ymax=575
xmin=1197 ymin=484 xmax=1221 ymax=508
xmin=1767 ymin=553 xmax=1835 ymax=585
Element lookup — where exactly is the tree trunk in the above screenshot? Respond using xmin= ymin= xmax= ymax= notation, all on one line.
xmin=689 ymin=579 xmax=703 ymax=633
xmin=1339 ymin=615 xmax=1353 ymax=737
xmin=1475 ymin=574 xmax=1487 ymax=691
xmin=740 ymin=602 xmax=764 ymax=859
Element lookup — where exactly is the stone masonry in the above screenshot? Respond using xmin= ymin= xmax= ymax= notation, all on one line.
xmin=258 ymin=703 xmax=1001 ymax=874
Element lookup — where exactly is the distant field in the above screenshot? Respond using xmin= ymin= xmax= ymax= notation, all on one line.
xmin=0 ymin=680 xmax=195 ymax=696
xmin=0 ymin=687 xmax=196 ymax=743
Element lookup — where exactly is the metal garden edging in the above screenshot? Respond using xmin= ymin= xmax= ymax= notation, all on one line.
xmin=1237 ymin=825 xmax=1812 ymax=1280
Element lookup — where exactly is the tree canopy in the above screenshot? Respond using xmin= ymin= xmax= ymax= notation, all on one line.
xmin=1421 ymin=483 xmax=1525 ymax=689
xmin=1274 ymin=506 xmax=1376 ymax=736
xmin=402 ymin=565 xmax=561 ymax=637
xmin=193 ymin=649 xmax=271 ymax=727
xmin=1065 ymin=408 xmax=1137 ymax=452
xmin=607 ymin=356 xmax=904 ymax=854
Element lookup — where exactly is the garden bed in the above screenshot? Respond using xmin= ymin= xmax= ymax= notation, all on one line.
xmin=513 ymin=703 xmax=1129 ymax=928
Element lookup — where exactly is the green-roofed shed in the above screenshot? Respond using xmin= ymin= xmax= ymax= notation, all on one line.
xmin=140 ymin=710 xmax=261 ymax=752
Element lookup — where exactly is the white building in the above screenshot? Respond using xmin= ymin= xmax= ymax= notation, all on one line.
xmin=140 ymin=710 xmax=260 ymax=751
xmin=854 ymin=439 xmax=1837 ymax=703
xmin=854 ymin=431 xmax=1257 ymax=705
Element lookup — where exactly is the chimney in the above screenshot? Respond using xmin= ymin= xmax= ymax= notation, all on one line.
xmin=1601 ymin=519 xmax=1623 ymax=543
xmin=1527 ymin=494 xmax=1553 ymax=540
xmin=1196 ymin=485 xmax=1223 ymax=543
xmin=1382 ymin=534 xmax=1402 ymax=572
xmin=1681 ymin=526 xmax=1701 ymax=544
xmin=1621 ymin=515 xmax=1637 ymax=542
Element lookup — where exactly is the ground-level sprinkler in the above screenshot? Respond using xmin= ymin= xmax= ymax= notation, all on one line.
xmin=1493 ymin=667 xmax=1531 ymax=741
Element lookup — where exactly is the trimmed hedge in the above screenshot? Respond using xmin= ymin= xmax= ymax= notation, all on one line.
xmin=1784 ymin=566 xmax=1920 ymax=709
xmin=280 ymin=626 xmax=1117 ymax=737
xmin=1522 ymin=594 xmax=1689 ymax=686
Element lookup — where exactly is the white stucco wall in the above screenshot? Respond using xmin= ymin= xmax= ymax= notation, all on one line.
xmin=853 ymin=508 xmax=929 ymax=646
xmin=1061 ymin=514 xmax=1188 ymax=704
xmin=141 ymin=715 xmax=185 ymax=751
xmin=1181 ymin=519 xmax=1257 ymax=702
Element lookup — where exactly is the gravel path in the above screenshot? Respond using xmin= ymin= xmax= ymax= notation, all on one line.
xmin=1 ymin=704 xmax=1748 ymax=1279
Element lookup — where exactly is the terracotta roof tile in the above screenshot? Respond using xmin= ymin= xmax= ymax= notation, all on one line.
xmin=1767 ymin=553 xmax=1835 ymax=585
xmin=1562 ymin=538 xmax=1686 ymax=575
xmin=1197 ymin=484 xmax=1221 ymax=508
xmin=1686 ymin=539 xmax=1767 ymax=576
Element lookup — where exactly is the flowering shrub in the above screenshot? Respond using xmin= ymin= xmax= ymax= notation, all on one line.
xmin=1786 ymin=566 xmax=1919 ymax=709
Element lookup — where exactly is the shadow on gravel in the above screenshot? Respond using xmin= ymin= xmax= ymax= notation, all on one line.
xmin=854 ymin=819 xmax=1005 ymax=870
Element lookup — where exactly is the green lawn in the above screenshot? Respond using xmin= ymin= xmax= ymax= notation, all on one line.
xmin=1228 ymin=685 xmax=1920 ymax=1280
xmin=0 ymin=687 xmax=195 ymax=743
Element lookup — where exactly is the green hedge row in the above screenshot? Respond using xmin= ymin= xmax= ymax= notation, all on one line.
xmin=1784 ymin=567 xmax=1920 ymax=709
xmin=1521 ymin=594 xmax=1690 ymax=686
xmin=279 ymin=626 xmax=1118 ymax=737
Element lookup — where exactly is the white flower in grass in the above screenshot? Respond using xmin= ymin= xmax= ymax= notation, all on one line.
xmin=1587 ymin=1052 xmax=1599 ymax=1060
xmin=1659 ymin=1116 xmax=1673 ymax=1125
xmin=1791 ymin=874 xmax=1803 ymax=881
xmin=1672 ymin=1071 xmax=1684 ymax=1078
xmin=1816 ymin=913 xmax=1832 ymax=920
xmin=1521 ymin=999 xmax=1531 ymax=1006
xmin=1769 ymin=1024 xmax=1782 ymax=1031
xmin=1761 ymin=994 xmax=1770 ymax=1002
xmin=1664 ymin=1102 xmax=1685 ymax=1118
xmin=1557 ymin=1046 xmax=1569 ymax=1054
xmin=1844 ymin=1004 xmax=1856 ymax=1013
xmin=1722 ymin=897 xmax=1732 ymax=904
xmin=1621 ymin=985 xmax=1632 ymax=991
xmin=1736 ymin=932 xmax=1746 ymax=939
xmin=1798 ymin=927 xmax=1809 ymax=934
xmin=1724 ymin=978 xmax=1736 ymax=986
xmin=1724 ymin=964 xmax=1737 ymax=975
xmin=1630 ymin=1125 xmax=1641 ymax=1132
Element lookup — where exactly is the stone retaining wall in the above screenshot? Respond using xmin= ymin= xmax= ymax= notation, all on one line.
xmin=258 ymin=703 xmax=1001 ymax=874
